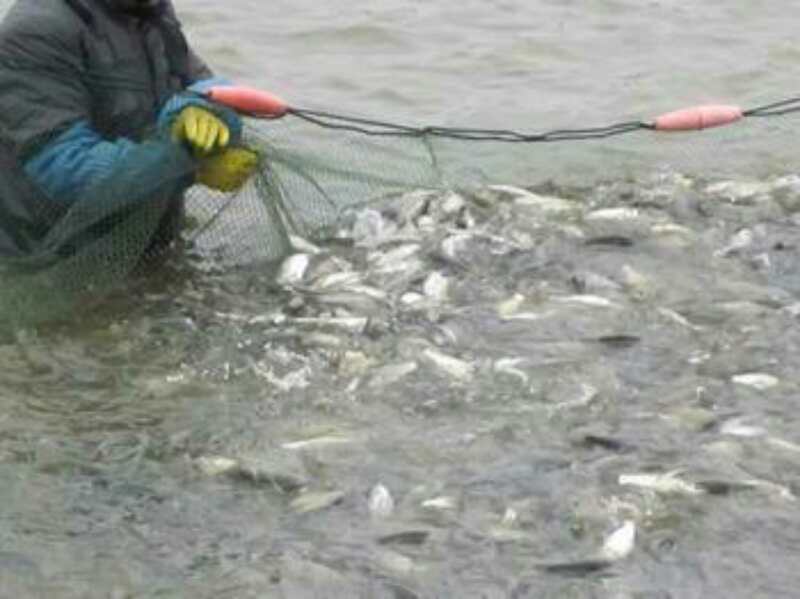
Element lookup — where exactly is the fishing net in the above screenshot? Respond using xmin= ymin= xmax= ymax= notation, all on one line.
xmin=187 ymin=94 xmax=800 ymax=264
xmin=2 ymin=85 xmax=800 ymax=329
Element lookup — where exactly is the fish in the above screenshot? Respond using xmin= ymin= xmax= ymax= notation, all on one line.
xmin=539 ymin=559 xmax=613 ymax=576
xmin=377 ymin=530 xmax=431 ymax=546
xmin=421 ymin=349 xmax=475 ymax=382
xmin=352 ymin=208 xmax=398 ymax=248
xmin=618 ymin=470 xmax=703 ymax=496
xmin=374 ymin=549 xmax=417 ymax=576
xmin=600 ymin=520 xmax=636 ymax=561
xmin=421 ymin=496 xmax=458 ymax=511
xmin=585 ymin=207 xmax=640 ymax=222
xmin=367 ymin=362 xmax=419 ymax=389
xmin=496 ymin=293 xmax=526 ymax=320
xmin=695 ymin=478 xmax=796 ymax=502
xmin=289 ymin=234 xmax=323 ymax=255
xmin=506 ymin=190 xmax=576 ymax=215
xmin=400 ymin=292 xmax=426 ymax=307
xmin=571 ymin=272 xmax=622 ymax=294
xmin=705 ymin=180 xmax=769 ymax=203
xmin=552 ymin=295 xmax=621 ymax=309
xmin=281 ymin=434 xmax=357 ymax=451
xmin=501 ymin=507 xmax=519 ymax=527
xmin=620 ymin=264 xmax=651 ymax=300
xmin=719 ymin=417 xmax=767 ymax=438
xmin=493 ymin=358 xmax=530 ymax=385
xmin=337 ymin=351 xmax=374 ymax=377
xmin=307 ymin=290 xmax=386 ymax=314
xmin=537 ymin=520 xmax=635 ymax=576
xmin=651 ymin=223 xmax=695 ymax=237
xmin=766 ymin=437 xmax=800 ymax=453
xmin=714 ymin=229 xmax=755 ymax=258
xmin=249 ymin=359 xmax=311 ymax=392
xmin=577 ymin=434 xmax=635 ymax=453
xmin=422 ymin=271 xmax=450 ymax=302
xmin=368 ymin=244 xmax=422 ymax=274
xmin=439 ymin=191 xmax=467 ymax=217
xmin=657 ymin=307 xmax=703 ymax=331
xmin=585 ymin=235 xmax=635 ymax=247
xmin=195 ymin=456 xmax=239 ymax=477
xmin=311 ymin=271 xmax=363 ymax=290
xmin=439 ymin=233 xmax=471 ymax=261
xmin=368 ymin=484 xmax=395 ymax=519
xmin=591 ymin=335 xmax=640 ymax=349
xmin=386 ymin=190 xmax=435 ymax=226
xmin=290 ymin=490 xmax=346 ymax=514
xmin=195 ymin=456 xmax=307 ymax=493
xmin=731 ymin=373 xmax=779 ymax=391
xmin=276 ymin=253 xmax=311 ymax=287
xmin=550 ymin=384 xmax=599 ymax=413
xmin=289 ymin=316 xmax=369 ymax=334
xmin=782 ymin=303 xmax=800 ymax=318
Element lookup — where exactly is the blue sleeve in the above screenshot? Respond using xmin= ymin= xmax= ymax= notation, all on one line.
xmin=156 ymin=77 xmax=244 ymax=143
xmin=24 ymin=121 xmax=194 ymax=205
xmin=187 ymin=77 xmax=232 ymax=95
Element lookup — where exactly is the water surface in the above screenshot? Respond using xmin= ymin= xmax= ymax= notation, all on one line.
xmin=1 ymin=2 xmax=800 ymax=598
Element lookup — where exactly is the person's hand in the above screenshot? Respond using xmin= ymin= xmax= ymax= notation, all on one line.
xmin=172 ymin=106 xmax=230 ymax=153
xmin=196 ymin=147 xmax=259 ymax=192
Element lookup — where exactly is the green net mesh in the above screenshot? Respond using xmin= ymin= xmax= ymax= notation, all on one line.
xmin=2 ymin=94 xmax=800 ymax=329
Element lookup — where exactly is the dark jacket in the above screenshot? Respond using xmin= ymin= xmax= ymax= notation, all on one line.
xmin=0 ymin=0 xmax=237 ymax=257
xmin=0 ymin=0 xmax=213 ymax=155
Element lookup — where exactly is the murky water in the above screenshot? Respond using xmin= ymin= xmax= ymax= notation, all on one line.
xmin=2 ymin=1 xmax=800 ymax=598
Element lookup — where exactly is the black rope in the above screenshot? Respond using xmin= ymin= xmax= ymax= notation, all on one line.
xmin=286 ymin=107 xmax=652 ymax=143
xmin=262 ymin=93 xmax=800 ymax=143
xmin=743 ymin=96 xmax=800 ymax=117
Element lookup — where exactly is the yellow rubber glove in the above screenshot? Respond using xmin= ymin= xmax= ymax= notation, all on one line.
xmin=171 ymin=106 xmax=230 ymax=154
xmin=196 ymin=147 xmax=259 ymax=192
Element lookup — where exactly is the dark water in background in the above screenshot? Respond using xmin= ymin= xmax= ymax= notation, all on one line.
xmin=1 ymin=1 xmax=800 ymax=598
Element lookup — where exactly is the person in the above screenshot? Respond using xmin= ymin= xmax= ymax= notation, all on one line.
xmin=0 ymin=0 xmax=258 ymax=259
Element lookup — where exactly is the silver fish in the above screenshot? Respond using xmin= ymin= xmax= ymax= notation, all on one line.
xmin=421 ymin=497 xmax=458 ymax=513
xmin=423 ymin=271 xmax=450 ymax=302
xmin=552 ymin=295 xmax=621 ymax=309
xmin=619 ymin=470 xmax=702 ymax=496
xmin=585 ymin=207 xmax=640 ymax=222
xmin=422 ymin=348 xmax=475 ymax=382
xmin=714 ymin=228 xmax=754 ymax=258
xmin=731 ymin=373 xmax=779 ymax=391
xmin=282 ymin=434 xmax=357 ymax=451
xmin=600 ymin=520 xmax=636 ymax=561
xmin=368 ymin=484 xmax=395 ymax=519
xmin=276 ymin=253 xmax=311 ymax=287
xmin=367 ymin=362 xmax=419 ymax=389
xmin=493 ymin=358 xmax=529 ymax=385
xmin=290 ymin=490 xmax=346 ymax=514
